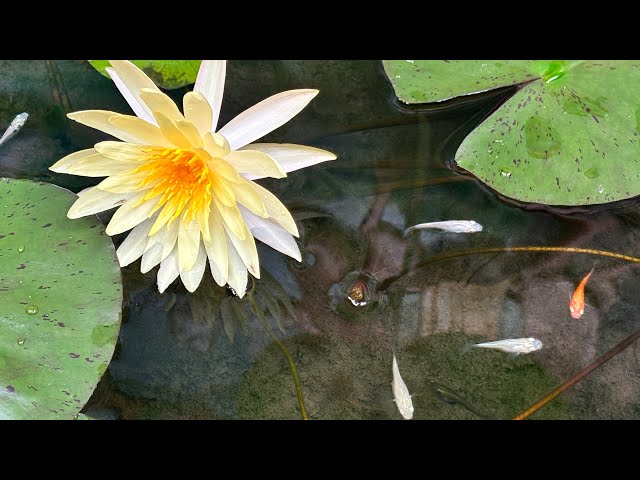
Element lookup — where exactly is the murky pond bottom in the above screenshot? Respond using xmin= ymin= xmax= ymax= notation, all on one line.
xmin=3 ymin=60 xmax=640 ymax=419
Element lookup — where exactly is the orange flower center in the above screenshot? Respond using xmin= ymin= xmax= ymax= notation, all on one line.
xmin=135 ymin=147 xmax=214 ymax=226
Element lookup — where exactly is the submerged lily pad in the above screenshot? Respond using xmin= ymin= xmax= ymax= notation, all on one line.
xmin=383 ymin=60 xmax=640 ymax=206
xmin=0 ymin=178 xmax=122 ymax=419
xmin=88 ymin=60 xmax=202 ymax=90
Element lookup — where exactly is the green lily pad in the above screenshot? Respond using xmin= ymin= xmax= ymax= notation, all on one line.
xmin=383 ymin=60 xmax=640 ymax=206
xmin=88 ymin=60 xmax=202 ymax=90
xmin=0 ymin=178 xmax=122 ymax=419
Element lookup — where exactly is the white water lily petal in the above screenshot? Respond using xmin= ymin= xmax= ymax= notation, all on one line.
xmin=203 ymin=205 xmax=228 ymax=286
xmin=194 ymin=60 xmax=226 ymax=132
xmin=116 ymin=217 xmax=154 ymax=267
xmin=240 ymin=206 xmax=301 ymax=261
xmin=50 ymin=148 xmax=101 ymax=172
xmin=224 ymin=222 xmax=260 ymax=278
xmin=139 ymin=89 xmax=184 ymax=124
xmin=218 ymin=89 xmax=318 ymax=150
xmin=106 ymin=193 xmax=160 ymax=235
xmin=178 ymin=219 xmax=201 ymax=271
xmin=105 ymin=67 xmax=156 ymax=125
xmin=241 ymin=143 xmax=336 ymax=179
xmin=68 ymin=187 xmax=133 ymax=218
xmin=145 ymin=220 xmax=179 ymax=262
xmin=180 ymin=241 xmax=207 ymax=292
xmin=183 ymin=91 xmax=213 ymax=137
xmin=140 ymin=242 xmax=164 ymax=273
xmin=226 ymin=237 xmax=248 ymax=298
xmin=67 ymin=111 xmax=158 ymax=144
xmin=248 ymin=181 xmax=298 ymax=236
xmin=224 ymin=150 xmax=286 ymax=179
xmin=157 ymin=246 xmax=180 ymax=293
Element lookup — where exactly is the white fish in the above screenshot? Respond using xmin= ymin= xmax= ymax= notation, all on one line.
xmin=392 ymin=353 xmax=414 ymax=420
xmin=403 ymin=220 xmax=483 ymax=237
xmin=474 ymin=337 xmax=543 ymax=355
xmin=0 ymin=112 xmax=29 ymax=147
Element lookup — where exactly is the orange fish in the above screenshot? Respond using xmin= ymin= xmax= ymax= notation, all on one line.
xmin=569 ymin=264 xmax=596 ymax=319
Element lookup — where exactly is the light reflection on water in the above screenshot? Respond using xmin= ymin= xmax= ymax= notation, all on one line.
xmin=2 ymin=60 xmax=640 ymax=419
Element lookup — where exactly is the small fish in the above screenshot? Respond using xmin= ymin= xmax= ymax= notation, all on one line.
xmin=426 ymin=380 xmax=495 ymax=419
xmin=569 ymin=264 xmax=596 ymax=320
xmin=474 ymin=337 xmax=543 ymax=355
xmin=0 ymin=112 xmax=29 ymax=147
xmin=403 ymin=220 xmax=483 ymax=237
xmin=392 ymin=353 xmax=414 ymax=420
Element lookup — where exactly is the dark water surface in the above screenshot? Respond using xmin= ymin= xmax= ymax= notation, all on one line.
xmin=2 ymin=60 xmax=639 ymax=419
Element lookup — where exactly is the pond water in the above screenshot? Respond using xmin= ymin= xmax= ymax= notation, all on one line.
xmin=2 ymin=60 xmax=640 ymax=419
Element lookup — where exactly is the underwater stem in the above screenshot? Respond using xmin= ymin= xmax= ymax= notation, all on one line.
xmin=513 ymin=327 xmax=640 ymax=420
xmin=250 ymin=297 xmax=309 ymax=420
xmin=380 ymin=246 xmax=640 ymax=291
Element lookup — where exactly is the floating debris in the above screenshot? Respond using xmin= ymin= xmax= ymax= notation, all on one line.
xmin=0 ymin=112 xmax=28 ymax=147
xmin=474 ymin=337 xmax=543 ymax=355
xmin=403 ymin=220 xmax=483 ymax=237
xmin=392 ymin=353 xmax=414 ymax=420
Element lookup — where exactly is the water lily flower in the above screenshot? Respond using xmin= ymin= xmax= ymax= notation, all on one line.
xmin=50 ymin=60 xmax=336 ymax=297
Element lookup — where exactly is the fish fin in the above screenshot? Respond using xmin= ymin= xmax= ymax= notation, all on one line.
xmin=461 ymin=342 xmax=477 ymax=355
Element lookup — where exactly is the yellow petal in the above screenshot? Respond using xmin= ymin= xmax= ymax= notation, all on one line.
xmin=94 ymin=141 xmax=153 ymax=161
xmin=176 ymin=119 xmax=203 ymax=148
xmin=65 ymin=155 xmax=141 ymax=178
xmin=212 ymin=177 xmax=236 ymax=207
xmin=203 ymin=132 xmax=231 ymax=157
xmin=224 ymin=221 xmax=260 ymax=278
xmin=224 ymin=149 xmax=286 ymax=179
xmin=230 ymin=178 xmax=268 ymax=218
xmin=247 ymin=181 xmax=298 ymax=236
xmin=198 ymin=148 xmax=240 ymax=183
xmin=96 ymin=172 xmax=149 ymax=193
xmin=203 ymin=204 xmax=228 ymax=286
xmin=216 ymin=201 xmax=246 ymax=240
xmin=116 ymin=217 xmax=154 ymax=267
xmin=153 ymin=112 xmax=191 ymax=149
xmin=194 ymin=60 xmax=226 ymax=131
xmin=50 ymin=148 xmax=100 ymax=172
xmin=139 ymin=88 xmax=184 ymax=124
xmin=106 ymin=192 xmax=160 ymax=235
xmin=178 ymin=219 xmax=201 ymax=271
xmin=108 ymin=115 xmax=173 ymax=147
xmin=67 ymin=111 xmax=158 ymax=144
xmin=183 ymin=91 xmax=213 ymax=137
xmin=67 ymin=187 xmax=133 ymax=218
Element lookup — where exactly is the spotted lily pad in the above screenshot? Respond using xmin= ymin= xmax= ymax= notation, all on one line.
xmin=88 ymin=60 xmax=202 ymax=90
xmin=0 ymin=178 xmax=122 ymax=419
xmin=383 ymin=60 xmax=640 ymax=206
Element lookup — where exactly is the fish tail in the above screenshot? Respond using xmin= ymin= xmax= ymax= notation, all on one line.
xmin=461 ymin=341 xmax=477 ymax=355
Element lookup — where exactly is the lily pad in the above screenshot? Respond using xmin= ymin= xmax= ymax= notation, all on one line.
xmin=383 ymin=60 xmax=640 ymax=206
xmin=88 ymin=60 xmax=202 ymax=90
xmin=0 ymin=178 xmax=122 ymax=419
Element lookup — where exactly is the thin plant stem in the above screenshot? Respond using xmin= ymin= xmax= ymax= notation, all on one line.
xmin=513 ymin=327 xmax=640 ymax=420
xmin=249 ymin=294 xmax=309 ymax=421
xmin=380 ymin=246 xmax=640 ymax=291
